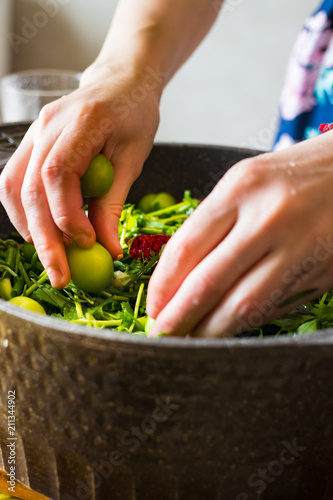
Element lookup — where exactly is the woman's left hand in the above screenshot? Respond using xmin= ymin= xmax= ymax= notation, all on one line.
xmin=147 ymin=131 xmax=333 ymax=337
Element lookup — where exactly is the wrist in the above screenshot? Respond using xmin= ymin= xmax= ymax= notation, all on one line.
xmin=80 ymin=54 xmax=166 ymax=104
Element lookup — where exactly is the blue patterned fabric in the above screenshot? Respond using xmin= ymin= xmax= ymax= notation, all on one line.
xmin=274 ymin=0 xmax=333 ymax=150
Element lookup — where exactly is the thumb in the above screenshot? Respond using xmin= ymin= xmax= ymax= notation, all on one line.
xmin=88 ymin=152 xmax=143 ymax=259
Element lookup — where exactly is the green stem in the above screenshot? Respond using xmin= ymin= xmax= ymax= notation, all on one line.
xmin=145 ymin=201 xmax=190 ymax=218
xmin=71 ymin=319 xmax=122 ymax=327
xmin=25 ymin=270 xmax=48 ymax=296
xmin=2 ymin=247 xmax=17 ymax=280
xmin=18 ymin=261 xmax=32 ymax=287
xmin=120 ymin=206 xmax=133 ymax=248
xmin=75 ymin=301 xmax=84 ymax=319
xmin=129 ymin=282 xmax=145 ymax=333
xmin=11 ymin=278 xmax=24 ymax=297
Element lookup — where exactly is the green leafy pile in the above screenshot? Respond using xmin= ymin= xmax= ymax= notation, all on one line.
xmin=0 ymin=191 xmax=199 ymax=335
xmin=1 ymin=190 xmax=333 ymax=337
xmin=249 ymin=291 xmax=333 ymax=337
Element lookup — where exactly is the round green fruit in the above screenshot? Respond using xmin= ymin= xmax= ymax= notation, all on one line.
xmin=66 ymin=241 xmax=114 ymax=294
xmin=81 ymin=154 xmax=114 ymax=198
xmin=150 ymin=192 xmax=176 ymax=211
xmin=9 ymin=296 xmax=46 ymax=315
xmin=137 ymin=193 xmax=156 ymax=213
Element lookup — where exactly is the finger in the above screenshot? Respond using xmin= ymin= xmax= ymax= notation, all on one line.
xmin=0 ymin=124 xmax=35 ymax=241
xmin=40 ymin=118 xmax=104 ymax=246
xmin=88 ymin=143 xmax=146 ymax=259
xmin=1 ymin=102 xmax=72 ymax=243
xmin=21 ymin=173 xmax=70 ymax=289
xmin=146 ymin=185 xmax=238 ymax=318
xmin=191 ymin=245 xmax=331 ymax=338
xmin=147 ymin=220 xmax=271 ymax=338
xmin=21 ymin=118 xmax=102 ymax=287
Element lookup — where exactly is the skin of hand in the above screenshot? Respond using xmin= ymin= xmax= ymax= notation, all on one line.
xmin=147 ymin=130 xmax=333 ymax=338
xmin=0 ymin=0 xmax=221 ymax=290
xmin=0 ymin=67 xmax=160 ymax=288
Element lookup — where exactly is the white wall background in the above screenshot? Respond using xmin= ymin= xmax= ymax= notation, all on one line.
xmin=4 ymin=0 xmax=319 ymax=148
xmin=0 ymin=0 xmax=12 ymax=77
xmin=0 ymin=0 xmax=13 ymax=117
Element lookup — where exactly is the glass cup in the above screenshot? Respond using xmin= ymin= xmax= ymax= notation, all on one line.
xmin=0 ymin=69 xmax=81 ymax=123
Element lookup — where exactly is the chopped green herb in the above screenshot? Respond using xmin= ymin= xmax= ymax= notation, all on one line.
xmin=0 ymin=193 xmax=200 ymax=335
xmin=1 ymin=191 xmax=333 ymax=338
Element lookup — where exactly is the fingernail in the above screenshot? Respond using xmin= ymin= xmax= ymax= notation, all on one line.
xmin=47 ymin=267 xmax=64 ymax=287
xmin=75 ymin=234 xmax=94 ymax=248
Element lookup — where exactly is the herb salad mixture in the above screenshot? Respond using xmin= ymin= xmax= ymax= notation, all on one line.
xmin=0 ymin=190 xmax=332 ymax=337
xmin=0 ymin=191 xmax=198 ymax=335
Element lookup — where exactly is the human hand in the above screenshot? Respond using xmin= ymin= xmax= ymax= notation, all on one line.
xmin=0 ymin=63 xmax=160 ymax=289
xmin=147 ymin=132 xmax=333 ymax=337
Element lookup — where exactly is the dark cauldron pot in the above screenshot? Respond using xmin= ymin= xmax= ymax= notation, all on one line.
xmin=0 ymin=123 xmax=332 ymax=500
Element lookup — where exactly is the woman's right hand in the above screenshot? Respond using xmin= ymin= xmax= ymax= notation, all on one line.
xmin=0 ymin=61 xmax=161 ymax=289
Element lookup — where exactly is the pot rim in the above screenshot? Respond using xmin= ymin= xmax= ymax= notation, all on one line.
xmin=1 ymin=299 xmax=333 ymax=349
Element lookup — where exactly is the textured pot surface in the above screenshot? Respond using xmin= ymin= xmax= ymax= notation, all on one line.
xmin=0 ymin=123 xmax=332 ymax=500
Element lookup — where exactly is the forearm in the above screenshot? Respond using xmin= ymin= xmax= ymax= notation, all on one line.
xmin=82 ymin=0 xmax=222 ymax=96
